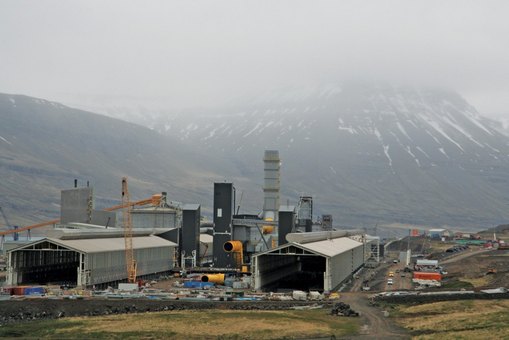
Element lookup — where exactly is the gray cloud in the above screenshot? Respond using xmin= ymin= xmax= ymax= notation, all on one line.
xmin=1 ymin=1 xmax=508 ymax=117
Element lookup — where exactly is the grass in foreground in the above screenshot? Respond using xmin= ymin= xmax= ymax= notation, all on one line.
xmin=0 ymin=309 xmax=360 ymax=339
xmin=392 ymin=299 xmax=509 ymax=340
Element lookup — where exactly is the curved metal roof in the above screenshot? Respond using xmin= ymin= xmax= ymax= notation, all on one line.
xmin=253 ymin=236 xmax=363 ymax=258
xmin=8 ymin=236 xmax=176 ymax=254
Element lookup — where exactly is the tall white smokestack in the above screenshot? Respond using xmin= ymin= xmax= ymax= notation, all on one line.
xmin=263 ymin=150 xmax=280 ymax=221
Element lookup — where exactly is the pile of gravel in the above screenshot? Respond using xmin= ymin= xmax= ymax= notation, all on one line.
xmin=330 ymin=302 xmax=359 ymax=317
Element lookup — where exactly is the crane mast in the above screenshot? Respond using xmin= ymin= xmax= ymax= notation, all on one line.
xmin=0 ymin=207 xmax=11 ymax=228
xmin=122 ymin=177 xmax=137 ymax=283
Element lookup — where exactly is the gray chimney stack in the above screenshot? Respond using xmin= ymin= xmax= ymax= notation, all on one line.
xmin=263 ymin=150 xmax=280 ymax=221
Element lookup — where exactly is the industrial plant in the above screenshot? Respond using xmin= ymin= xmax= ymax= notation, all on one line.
xmin=0 ymin=150 xmax=378 ymax=293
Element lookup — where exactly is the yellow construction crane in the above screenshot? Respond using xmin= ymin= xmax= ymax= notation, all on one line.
xmin=122 ymin=177 xmax=137 ymax=283
xmin=0 ymin=194 xmax=161 ymax=238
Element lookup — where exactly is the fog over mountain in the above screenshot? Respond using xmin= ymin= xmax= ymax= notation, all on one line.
xmin=1 ymin=2 xmax=509 ymax=231
xmin=88 ymin=82 xmax=509 ymax=229
xmin=1 ymin=1 xmax=509 ymax=117
xmin=3 ymin=84 xmax=509 ymax=230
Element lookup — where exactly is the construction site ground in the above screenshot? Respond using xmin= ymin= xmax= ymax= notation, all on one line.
xmin=442 ymin=248 xmax=509 ymax=289
xmin=1 ymin=237 xmax=507 ymax=339
xmin=382 ymin=237 xmax=509 ymax=290
xmin=344 ymin=238 xmax=509 ymax=339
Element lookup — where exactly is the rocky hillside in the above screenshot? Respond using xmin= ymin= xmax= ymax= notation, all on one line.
xmin=129 ymin=83 xmax=509 ymax=228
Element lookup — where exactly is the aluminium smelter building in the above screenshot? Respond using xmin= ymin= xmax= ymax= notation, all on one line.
xmin=252 ymin=233 xmax=368 ymax=292
xmin=6 ymin=234 xmax=176 ymax=287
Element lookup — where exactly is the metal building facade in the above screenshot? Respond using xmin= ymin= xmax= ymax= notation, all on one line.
xmin=7 ymin=236 xmax=176 ymax=287
xmin=131 ymin=208 xmax=178 ymax=229
xmin=252 ymin=237 xmax=364 ymax=292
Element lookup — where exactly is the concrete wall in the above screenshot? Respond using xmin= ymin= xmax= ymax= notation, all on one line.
xmin=61 ymin=188 xmax=93 ymax=224
xmin=90 ymin=210 xmax=117 ymax=228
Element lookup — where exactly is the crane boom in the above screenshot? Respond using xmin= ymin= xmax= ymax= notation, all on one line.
xmin=0 ymin=195 xmax=160 ymax=237
xmin=104 ymin=194 xmax=162 ymax=211
xmin=122 ymin=177 xmax=137 ymax=283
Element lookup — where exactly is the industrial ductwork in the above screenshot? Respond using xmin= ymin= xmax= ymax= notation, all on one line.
xmin=286 ymin=230 xmax=364 ymax=244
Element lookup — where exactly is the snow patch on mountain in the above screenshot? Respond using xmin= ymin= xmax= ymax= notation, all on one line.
xmin=396 ymin=122 xmax=411 ymax=140
xmin=0 ymin=135 xmax=12 ymax=145
xmin=243 ymin=122 xmax=262 ymax=137
xmin=422 ymin=115 xmax=465 ymax=152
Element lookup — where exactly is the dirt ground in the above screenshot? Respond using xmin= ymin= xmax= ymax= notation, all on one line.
xmin=341 ymin=292 xmax=410 ymax=339
xmin=442 ymin=248 xmax=509 ymax=288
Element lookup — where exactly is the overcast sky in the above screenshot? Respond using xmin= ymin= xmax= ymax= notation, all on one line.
xmin=1 ymin=1 xmax=508 ymax=117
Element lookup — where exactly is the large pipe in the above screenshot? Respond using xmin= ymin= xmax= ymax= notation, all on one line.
xmin=201 ymin=273 xmax=225 ymax=284
xmin=46 ymin=227 xmax=174 ymax=240
xmin=224 ymin=240 xmax=244 ymax=268
xmin=262 ymin=226 xmax=274 ymax=234
xmin=223 ymin=240 xmax=243 ymax=252
xmin=262 ymin=216 xmax=274 ymax=234
xmin=286 ymin=230 xmax=364 ymax=244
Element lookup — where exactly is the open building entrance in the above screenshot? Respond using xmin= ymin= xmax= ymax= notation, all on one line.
xmin=254 ymin=245 xmax=327 ymax=292
xmin=8 ymin=240 xmax=80 ymax=286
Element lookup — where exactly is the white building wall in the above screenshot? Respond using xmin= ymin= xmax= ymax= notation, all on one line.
xmin=327 ymin=243 xmax=364 ymax=291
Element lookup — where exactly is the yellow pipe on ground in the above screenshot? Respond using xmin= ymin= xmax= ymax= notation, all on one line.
xmin=201 ymin=273 xmax=225 ymax=284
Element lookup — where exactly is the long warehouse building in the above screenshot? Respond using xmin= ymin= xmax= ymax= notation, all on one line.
xmin=252 ymin=232 xmax=368 ymax=292
xmin=6 ymin=234 xmax=176 ymax=287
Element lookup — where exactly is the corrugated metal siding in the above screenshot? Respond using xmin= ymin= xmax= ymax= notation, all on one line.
xmin=87 ymin=246 xmax=174 ymax=285
xmin=327 ymin=242 xmax=364 ymax=291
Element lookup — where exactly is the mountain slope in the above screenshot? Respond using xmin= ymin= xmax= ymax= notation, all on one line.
xmin=134 ymin=83 xmax=509 ymax=228
xmin=0 ymin=94 xmax=234 ymax=225
xmin=3 ymin=84 xmax=509 ymax=230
